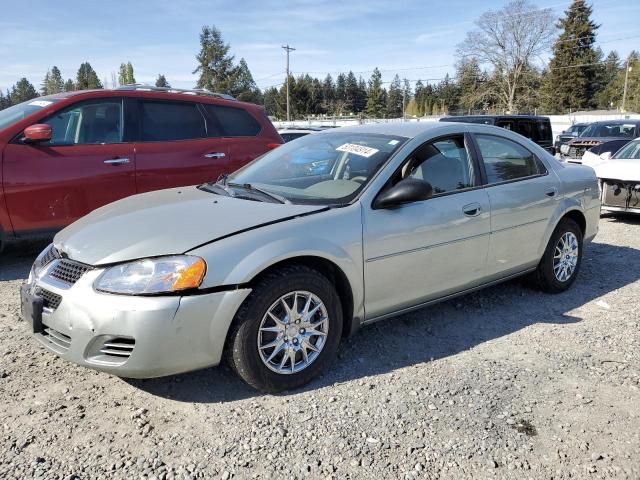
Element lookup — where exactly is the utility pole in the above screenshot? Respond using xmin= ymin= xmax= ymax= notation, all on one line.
xmin=622 ymin=57 xmax=632 ymax=113
xmin=282 ymin=44 xmax=295 ymax=122
xmin=402 ymin=89 xmax=406 ymax=121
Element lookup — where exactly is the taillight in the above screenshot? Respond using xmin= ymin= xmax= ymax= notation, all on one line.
xmin=267 ymin=143 xmax=281 ymax=150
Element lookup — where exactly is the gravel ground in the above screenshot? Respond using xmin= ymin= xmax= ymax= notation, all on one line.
xmin=1 ymin=216 xmax=639 ymax=480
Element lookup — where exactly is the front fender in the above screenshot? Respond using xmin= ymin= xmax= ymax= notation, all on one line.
xmin=190 ymin=204 xmax=365 ymax=319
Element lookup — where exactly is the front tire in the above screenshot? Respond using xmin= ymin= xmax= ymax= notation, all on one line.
xmin=226 ymin=265 xmax=343 ymax=393
xmin=534 ymin=218 xmax=583 ymax=293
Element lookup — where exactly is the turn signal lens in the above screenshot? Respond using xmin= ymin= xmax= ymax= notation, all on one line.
xmin=172 ymin=258 xmax=207 ymax=291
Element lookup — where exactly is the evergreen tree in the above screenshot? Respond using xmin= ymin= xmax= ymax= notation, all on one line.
xmin=356 ymin=76 xmax=368 ymax=113
xmin=433 ymin=74 xmax=460 ymax=114
xmin=118 ymin=63 xmax=128 ymax=86
xmin=76 ymin=62 xmax=103 ymax=90
xmin=64 ymin=79 xmax=75 ymax=92
xmin=42 ymin=66 xmax=65 ymax=95
xmin=595 ymin=51 xmax=621 ymax=109
xmin=9 ymin=78 xmax=39 ymax=104
xmin=606 ymin=51 xmax=640 ymax=112
xmin=335 ymin=73 xmax=347 ymax=107
xmin=155 ymin=74 xmax=170 ymax=88
xmin=230 ymin=58 xmax=261 ymax=103
xmin=386 ymin=75 xmax=403 ymax=117
xmin=541 ymin=0 xmax=600 ymax=113
xmin=321 ymin=74 xmax=335 ymax=113
xmin=262 ymin=86 xmax=280 ymax=118
xmin=344 ymin=71 xmax=359 ymax=113
xmin=126 ymin=62 xmax=135 ymax=84
xmin=0 ymin=90 xmax=10 ymax=110
xmin=456 ymin=58 xmax=485 ymax=112
xmin=193 ymin=25 xmax=236 ymax=93
xmin=365 ymin=68 xmax=386 ymax=117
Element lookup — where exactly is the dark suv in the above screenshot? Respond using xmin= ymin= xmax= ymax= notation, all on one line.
xmin=440 ymin=115 xmax=554 ymax=154
xmin=0 ymin=86 xmax=282 ymax=249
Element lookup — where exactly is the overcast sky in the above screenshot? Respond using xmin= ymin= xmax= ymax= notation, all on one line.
xmin=1 ymin=0 xmax=638 ymax=93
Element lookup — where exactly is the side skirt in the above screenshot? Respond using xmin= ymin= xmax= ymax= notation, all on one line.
xmin=362 ymin=267 xmax=537 ymax=325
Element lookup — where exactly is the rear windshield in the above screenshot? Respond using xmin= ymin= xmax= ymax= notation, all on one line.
xmin=0 ymin=98 xmax=59 ymax=131
xmin=613 ymin=140 xmax=640 ymax=159
xmin=581 ymin=122 xmax=637 ymax=138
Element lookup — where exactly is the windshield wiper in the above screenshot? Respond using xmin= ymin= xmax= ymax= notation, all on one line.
xmin=198 ymin=182 xmax=235 ymax=197
xmin=227 ymin=182 xmax=290 ymax=204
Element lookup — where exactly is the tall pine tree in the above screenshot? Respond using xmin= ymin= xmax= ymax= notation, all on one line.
xmin=76 ymin=62 xmax=103 ymax=90
xmin=193 ymin=25 xmax=236 ymax=93
xmin=365 ymin=68 xmax=386 ymax=117
xmin=386 ymin=75 xmax=403 ymax=117
xmin=541 ymin=0 xmax=600 ymax=113
xmin=155 ymin=74 xmax=170 ymax=88
xmin=230 ymin=58 xmax=261 ymax=103
xmin=9 ymin=78 xmax=39 ymax=105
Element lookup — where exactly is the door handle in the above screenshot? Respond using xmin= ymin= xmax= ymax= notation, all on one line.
xmin=204 ymin=152 xmax=226 ymax=158
xmin=545 ymin=188 xmax=557 ymax=197
xmin=462 ymin=203 xmax=482 ymax=217
xmin=103 ymin=158 xmax=130 ymax=166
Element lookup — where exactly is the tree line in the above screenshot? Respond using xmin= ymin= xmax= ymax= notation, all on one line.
xmin=1 ymin=0 xmax=639 ymax=117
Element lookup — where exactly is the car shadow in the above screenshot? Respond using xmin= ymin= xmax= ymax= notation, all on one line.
xmin=127 ymin=235 xmax=640 ymax=404
xmin=0 ymin=240 xmax=49 ymax=281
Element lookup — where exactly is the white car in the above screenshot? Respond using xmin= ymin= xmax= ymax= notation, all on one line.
xmin=591 ymin=138 xmax=640 ymax=214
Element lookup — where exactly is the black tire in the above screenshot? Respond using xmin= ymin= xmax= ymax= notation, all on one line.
xmin=226 ymin=265 xmax=343 ymax=393
xmin=533 ymin=218 xmax=583 ymax=293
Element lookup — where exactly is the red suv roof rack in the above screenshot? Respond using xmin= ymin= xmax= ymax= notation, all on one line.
xmin=115 ymin=84 xmax=236 ymax=101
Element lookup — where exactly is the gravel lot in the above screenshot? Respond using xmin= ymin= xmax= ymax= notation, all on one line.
xmin=1 ymin=216 xmax=639 ymax=480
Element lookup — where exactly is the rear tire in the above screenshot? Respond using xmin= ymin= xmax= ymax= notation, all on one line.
xmin=226 ymin=265 xmax=343 ymax=393
xmin=533 ymin=218 xmax=583 ymax=293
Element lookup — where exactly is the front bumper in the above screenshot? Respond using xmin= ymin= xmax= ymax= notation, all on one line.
xmin=22 ymin=261 xmax=251 ymax=378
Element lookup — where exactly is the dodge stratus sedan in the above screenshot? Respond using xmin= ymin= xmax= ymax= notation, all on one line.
xmin=21 ymin=123 xmax=600 ymax=392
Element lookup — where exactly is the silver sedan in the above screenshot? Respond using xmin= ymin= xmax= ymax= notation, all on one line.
xmin=21 ymin=122 xmax=600 ymax=392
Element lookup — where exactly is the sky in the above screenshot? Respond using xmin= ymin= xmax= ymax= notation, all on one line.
xmin=1 ymin=0 xmax=639 ymax=94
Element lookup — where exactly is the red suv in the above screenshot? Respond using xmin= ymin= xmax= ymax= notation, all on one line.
xmin=0 ymin=86 xmax=282 ymax=249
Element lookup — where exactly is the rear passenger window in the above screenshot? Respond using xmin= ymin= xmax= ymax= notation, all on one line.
xmin=140 ymin=101 xmax=206 ymax=141
xmin=202 ymin=104 xmax=261 ymax=137
xmin=475 ymin=134 xmax=545 ymax=184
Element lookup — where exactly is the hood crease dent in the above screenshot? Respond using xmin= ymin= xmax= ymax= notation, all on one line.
xmin=54 ymin=187 xmax=326 ymax=265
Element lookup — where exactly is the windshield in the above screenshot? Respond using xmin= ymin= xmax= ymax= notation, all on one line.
xmin=0 ymin=98 xmax=59 ymax=131
xmin=580 ymin=122 xmax=636 ymax=138
xmin=225 ymin=131 xmax=408 ymax=205
xmin=613 ymin=140 xmax=640 ymax=159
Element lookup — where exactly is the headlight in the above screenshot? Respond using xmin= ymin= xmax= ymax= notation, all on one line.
xmin=29 ymin=243 xmax=55 ymax=283
xmin=95 ymin=256 xmax=207 ymax=295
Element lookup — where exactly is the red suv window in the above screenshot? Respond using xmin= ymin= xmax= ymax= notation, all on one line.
xmin=139 ymin=100 xmax=207 ymax=141
xmin=201 ymin=103 xmax=261 ymax=137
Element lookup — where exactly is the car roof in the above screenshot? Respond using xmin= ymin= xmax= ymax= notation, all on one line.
xmin=441 ymin=114 xmax=550 ymax=121
xmin=589 ymin=119 xmax=640 ymax=125
xmin=314 ymin=121 xmax=516 ymax=139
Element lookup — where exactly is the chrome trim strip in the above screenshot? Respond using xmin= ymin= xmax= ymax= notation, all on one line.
xmin=363 ymin=267 xmax=537 ymax=324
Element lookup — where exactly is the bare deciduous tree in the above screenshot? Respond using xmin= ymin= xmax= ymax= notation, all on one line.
xmin=457 ymin=0 xmax=555 ymax=113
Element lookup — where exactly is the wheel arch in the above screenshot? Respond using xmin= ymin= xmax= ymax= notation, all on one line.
xmin=246 ymin=255 xmax=357 ymax=338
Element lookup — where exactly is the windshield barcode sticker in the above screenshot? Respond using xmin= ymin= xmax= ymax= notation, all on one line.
xmin=336 ymin=143 xmax=379 ymax=158
xmin=28 ymin=100 xmax=54 ymax=107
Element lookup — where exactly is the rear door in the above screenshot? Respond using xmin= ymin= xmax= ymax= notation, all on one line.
xmin=472 ymin=133 xmax=559 ymax=278
xmin=2 ymin=97 xmax=136 ymax=233
xmin=133 ymin=99 xmax=231 ymax=193
xmin=200 ymin=103 xmax=270 ymax=173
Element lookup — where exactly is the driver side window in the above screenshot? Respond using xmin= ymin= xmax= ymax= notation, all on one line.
xmin=397 ymin=135 xmax=477 ymax=195
xmin=43 ymin=100 xmax=123 ymax=146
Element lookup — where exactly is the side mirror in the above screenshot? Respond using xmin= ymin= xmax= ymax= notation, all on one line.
xmin=599 ymin=151 xmax=612 ymax=161
xmin=23 ymin=124 xmax=52 ymax=143
xmin=373 ymin=178 xmax=434 ymax=209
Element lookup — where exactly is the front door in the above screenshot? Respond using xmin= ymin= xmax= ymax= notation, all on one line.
xmin=3 ymin=98 xmax=136 ymax=234
xmin=362 ymin=134 xmax=491 ymax=319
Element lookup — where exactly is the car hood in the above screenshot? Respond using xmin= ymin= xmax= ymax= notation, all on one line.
xmin=54 ymin=186 xmax=326 ymax=265
xmin=594 ymin=159 xmax=640 ymax=181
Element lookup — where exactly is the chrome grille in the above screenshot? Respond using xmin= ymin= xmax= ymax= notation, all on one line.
xmin=99 ymin=337 xmax=135 ymax=359
xmin=42 ymin=326 xmax=71 ymax=352
xmin=49 ymin=260 xmax=92 ymax=285
xmin=568 ymin=146 xmax=586 ymax=159
xmin=35 ymin=288 xmax=62 ymax=311
xmin=39 ymin=246 xmax=61 ymax=268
